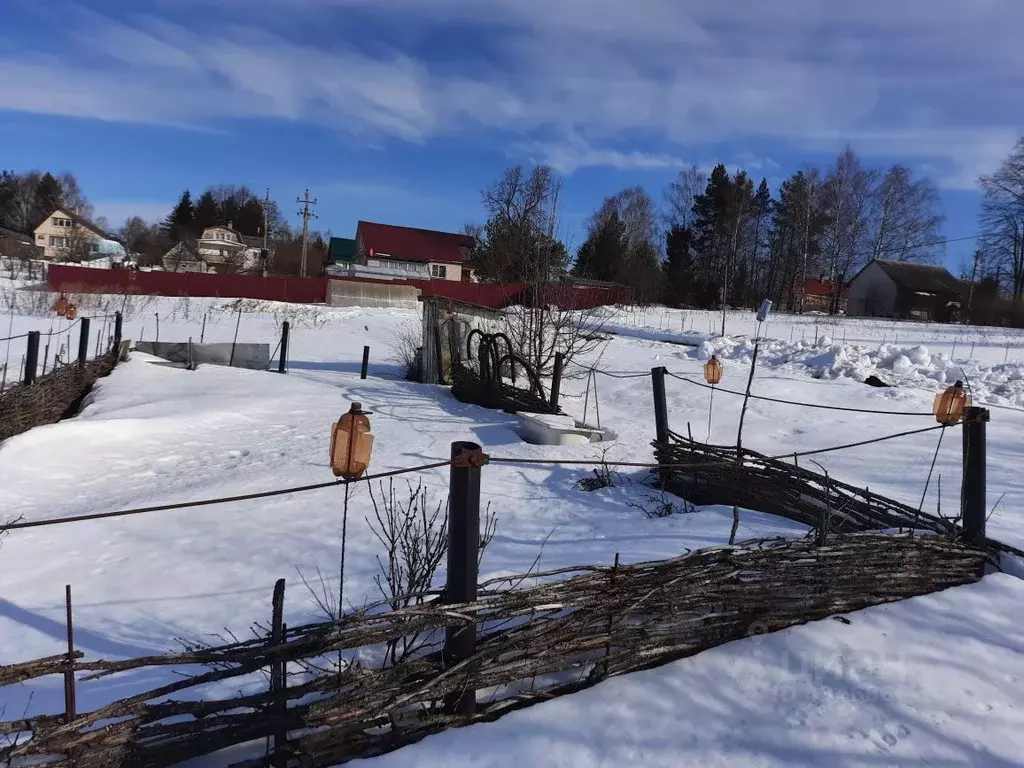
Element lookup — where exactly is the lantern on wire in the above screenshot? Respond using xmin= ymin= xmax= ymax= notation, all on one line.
xmin=330 ymin=402 xmax=374 ymax=480
xmin=53 ymin=294 xmax=68 ymax=316
xmin=330 ymin=402 xmax=374 ymax=620
xmin=64 ymin=303 xmax=77 ymax=320
xmin=933 ymin=381 xmax=968 ymax=426
xmin=919 ymin=380 xmax=969 ymax=514
xmin=704 ymin=355 xmax=724 ymax=442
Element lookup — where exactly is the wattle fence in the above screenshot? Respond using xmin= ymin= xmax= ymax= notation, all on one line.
xmin=46 ymin=266 xmax=633 ymax=310
xmin=0 ymin=533 xmax=987 ymax=768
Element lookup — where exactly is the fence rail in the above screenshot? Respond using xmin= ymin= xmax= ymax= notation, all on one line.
xmin=0 ymin=533 xmax=986 ymax=768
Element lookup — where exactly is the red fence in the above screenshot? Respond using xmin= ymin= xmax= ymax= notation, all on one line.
xmin=48 ymin=265 xmax=328 ymax=304
xmin=48 ymin=265 xmax=632 ymax=310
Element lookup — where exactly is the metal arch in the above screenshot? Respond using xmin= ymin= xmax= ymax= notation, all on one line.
xmin=466 ymin=328 xmax=487 ymax=363
xmin=494 ymin=353 xmax=545 ymax=399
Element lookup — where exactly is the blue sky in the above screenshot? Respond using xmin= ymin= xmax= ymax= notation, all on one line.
xmin=2 ymin=0 xmax=1022 ymax=273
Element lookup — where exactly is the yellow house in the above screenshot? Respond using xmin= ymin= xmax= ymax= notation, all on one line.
xmin=33 ymin=209 xmax=108 ymax=260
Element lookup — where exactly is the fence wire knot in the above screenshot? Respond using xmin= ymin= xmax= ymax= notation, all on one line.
xmin=453 ymin=448 xmax=490 ymax=468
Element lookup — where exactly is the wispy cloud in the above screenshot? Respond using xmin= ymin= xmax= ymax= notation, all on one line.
xmin=1 ymin=1 xmax=1021 ymax=183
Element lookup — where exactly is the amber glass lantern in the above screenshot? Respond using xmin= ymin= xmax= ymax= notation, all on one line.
xmin=331 ymin=402 xmax=374 ymax=480
xmin=933 ymin=381 xmax=968 ymax=426
xmin=54 ymin=294 xmax=68 ymax=316
xmin=704 ymin=355 xmax=724 ymax=385
xmin=64 ymin=303 xmax=78 ymax=320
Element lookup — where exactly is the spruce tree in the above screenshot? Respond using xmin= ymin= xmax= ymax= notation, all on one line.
xmin=192 ymin=190 xmax=221 ymax=234
xmin=162 ymin=190 xmax=195 ymax=243
xmin=33 ymin=172 xmax=64 ymax=226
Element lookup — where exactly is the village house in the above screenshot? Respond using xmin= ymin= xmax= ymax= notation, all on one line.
xmin=331 ymin=221 xmax=474 ymax=282
xmin=163 ymin=223 xmax=267 ymax=273
xmin=846 ymin=260 xmax=964 ymax=322
xmin=32 ymin=209 xmax=126 ymax=264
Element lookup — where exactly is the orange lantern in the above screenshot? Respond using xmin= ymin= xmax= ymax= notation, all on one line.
xmin=330 ymin=402 xmax=374 ymax=480
xmin=64 ymin=303 xmax=78 ymax=320
xmin=53 ymin=294 xmax=68 ymax=316
xmin=933 ymin=381 xmax=968 ymax=426
xmin=704 ymin=355 xmax=724 ymax=385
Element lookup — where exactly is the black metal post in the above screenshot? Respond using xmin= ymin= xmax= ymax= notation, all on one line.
xmin=651 ymin=366 xmax=669 ymax=444
xmin=78 ymin=318 xmax=91 ymax=368
xmin=652 ymin=366 xmax=669 ymax=487
xmin=24 ymin=331 xmax=40 ymax=385
xmin=444 ymin=440 xmax=481 ymax=716
xmin=278 ymin=321 xmax=290 ymax=374
xmin=270 ymin=578 xmax=287 ymax=768
xmin=64 ymin=584 xmax=76 ymax=722
xmin=962 ymin=406 xmax=989 ymax=547
xmin=360 ymin=345 xmax=370 ymax=380
xmin=549 ymin=352 xmax=564 ymax=410
xmin=113 ymin=311 xmax=122 ymax=352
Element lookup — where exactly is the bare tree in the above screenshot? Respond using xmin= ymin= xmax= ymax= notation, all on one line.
xmin=664 ymin=165 xmax=707 ymax=230
xmin=979 ymin=137 xmax=1024 ymax=305
xmin=869 ymin=165 xmax=944 ymax=263
xmin=474 ymin=166 xmax=604 ymax=376
xmin=818 ymin=147 xmax=877 ymax=311
xmin=118 ymin=216 xmax=150 ymax=259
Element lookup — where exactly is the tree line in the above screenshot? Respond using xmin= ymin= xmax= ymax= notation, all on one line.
xmin=468 ymin=146 xmax=953 ymax=312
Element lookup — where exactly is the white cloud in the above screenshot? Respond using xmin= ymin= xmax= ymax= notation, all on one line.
xmin=0 ymin=2 xmax=1021 ymax=183
xmin=517 ymin=138 xmax=687 ymax=173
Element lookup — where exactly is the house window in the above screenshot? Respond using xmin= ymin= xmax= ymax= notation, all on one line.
xmin=431 ymin=264 xmax=447 ymax=279
xmin=49 ymin=236 xmax=67 ymax=247
xmin=52 ymin=217 xmax=72 ymax=228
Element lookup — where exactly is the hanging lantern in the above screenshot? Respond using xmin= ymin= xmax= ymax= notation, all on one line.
xmin=704 ymin=355 xmax=724 ymax=385
xmin=64 ymin=303 xmax=78 ymax=320
xmin=54 ymin=294 xmax=68 ymax=316
xmin=330 ymin=402 xmax=374 ymax=480
xmin=933 ymin=381 xmax=968 ymax=425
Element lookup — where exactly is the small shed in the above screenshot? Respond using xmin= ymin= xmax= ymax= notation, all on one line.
xmin=420 ymin=296 xmax=501 ymax=384
xmin=846 ymin=260 xmax=964 ymax=321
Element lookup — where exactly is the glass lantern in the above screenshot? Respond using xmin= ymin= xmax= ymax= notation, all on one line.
xmin=704 ymin=355 xmax=724 ymax=385
xmin=933 ymin=381 xmax=968 ymax=426
xmin=331 ymin=402 xmax=374 ymax=480
xmin=54 ymin=295 xmax=68 ymax=316
xmin=64 ymin=303 xmax=77 ymax=320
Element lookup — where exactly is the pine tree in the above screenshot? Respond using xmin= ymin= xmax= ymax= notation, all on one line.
xmin=162 ymin=190 xmax=195 ymax=243
xmin=193 ymin=190 xmax=221 ymax=234
xmin=573 ymin=212 xmax=626 ymax=283
xmin=663 ymin=224 xmax=696 ymax=306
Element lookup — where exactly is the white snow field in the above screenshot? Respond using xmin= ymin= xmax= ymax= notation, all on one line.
xmin=2 ymin=287 xmax=1024 ymax=765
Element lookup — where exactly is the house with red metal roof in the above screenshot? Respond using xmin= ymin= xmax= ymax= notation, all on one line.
xmin=354 ymin=221 xmax=475 ymax=281
xmin=800 ymin=277 xmax=847 ymax=313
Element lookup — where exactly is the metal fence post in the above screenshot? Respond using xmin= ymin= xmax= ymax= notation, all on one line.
xmin=278 ymin=321 xmax=290 ymax=374
xmin=444 ymin=441 xmax=482 ymax=716
xmin=651 ymin=366 xmax=670 ymax=487
xmin=78 ymin=318 xmax=91 ymax=368
xmin=549 ymin=352 xmax=564 ymax=410
xmin=270 ymin=578 xmax=287 ymax=768
xmin=113 ymin=312 xmax=122 ymax=352
xmin=24 ymin=331 xmax=40 ymax=385
xmin=962 ymin=406 xmax=989 ymax=547
xmin=64 ymin=584 xmax=76 ymax=721
xmin=360 ymin=345 xmax=370 ymax=379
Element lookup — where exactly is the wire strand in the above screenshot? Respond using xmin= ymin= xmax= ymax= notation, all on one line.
xmin=2 ymin=460 xmax=452 ymax=532
xmin=664 ymin=370 xmax=934 ymax=416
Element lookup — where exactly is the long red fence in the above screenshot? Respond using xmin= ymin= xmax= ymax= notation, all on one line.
xmin=48 ymin=265 xmax=328 ymax=304
xmin=47 ymin=265 xmax=632 ymax=310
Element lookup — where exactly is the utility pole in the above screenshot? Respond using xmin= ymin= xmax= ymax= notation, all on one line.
xmin=296 ymin=189 xmax=318 ymax=278
xmin=262 ymin=187 xmax=270 ymax=278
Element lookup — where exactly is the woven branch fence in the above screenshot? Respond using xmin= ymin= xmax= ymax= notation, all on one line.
xmin=0 ymin=533 xmax=986 ymax=767
xmin=653 ymin=430 xmax=1024 ymax=558
xmin=0 ymin=350 xmax=119 ymax=443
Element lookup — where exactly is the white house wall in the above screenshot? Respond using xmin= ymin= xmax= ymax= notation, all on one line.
xmin=846 ymin=261 xmax=898 ymax=317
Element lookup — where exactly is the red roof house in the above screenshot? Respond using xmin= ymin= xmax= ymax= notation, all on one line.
xmin=355 ymin=221 xmax=475 ymax=281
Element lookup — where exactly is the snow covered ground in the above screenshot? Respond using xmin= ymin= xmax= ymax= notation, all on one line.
xmin=2 ymin=285 xmax=1023 ymax=764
